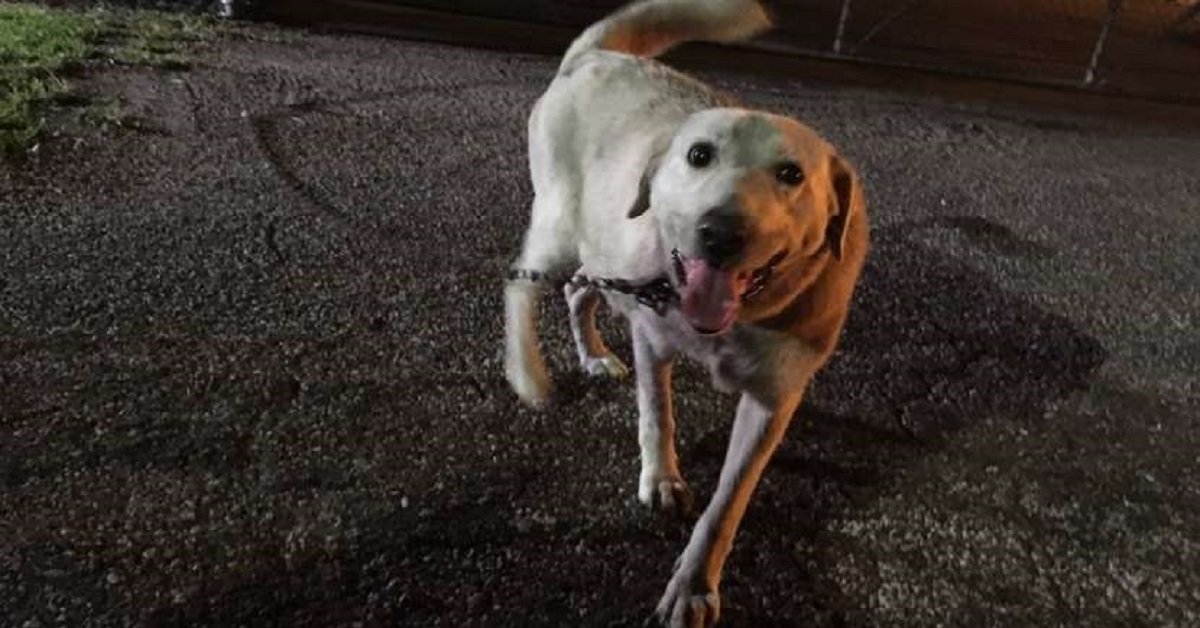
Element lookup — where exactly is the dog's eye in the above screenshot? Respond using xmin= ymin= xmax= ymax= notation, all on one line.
xmin=687 ymin=142 xmax=715 ymax=168
xmin=775 ymin=162 xmax=804 ymax=186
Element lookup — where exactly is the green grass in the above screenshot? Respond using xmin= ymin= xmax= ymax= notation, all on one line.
xmin=0 ymin=4 xmax=101 ymax=156
xmin=108 ymin=10 xmax=214 ymax=70
xmin=0 ymin=4 xmax=215 ymax=158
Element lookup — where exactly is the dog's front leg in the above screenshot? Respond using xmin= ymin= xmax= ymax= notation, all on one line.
xmin=565 ymin=280 xmax=629 ymax=378
xmin=655 ymin=389 xmax=802 ymax=628
xmin=632 ymin=319 xmax=691 ymax=515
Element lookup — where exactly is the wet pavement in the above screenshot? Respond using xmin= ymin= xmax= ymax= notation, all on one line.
xmin=2 ymin=20 xmax=1199 ymax=627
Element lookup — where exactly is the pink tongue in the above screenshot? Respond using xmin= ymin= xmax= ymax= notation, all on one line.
xmin=681 ymin=259 xmax=745 ymax=332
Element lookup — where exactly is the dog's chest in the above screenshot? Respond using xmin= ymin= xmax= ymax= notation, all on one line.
xmin=643 ymin=309 xmax=791 ymax=394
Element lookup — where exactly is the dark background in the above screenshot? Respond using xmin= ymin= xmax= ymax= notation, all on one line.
xmin=246 ymin=0 xmax=1200 ymax=103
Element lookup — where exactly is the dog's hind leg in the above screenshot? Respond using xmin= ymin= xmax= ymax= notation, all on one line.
xmin=564 ymin=281 xmax=629 ymax=379
xmin=505 ymin=193 xmax=576 ymax=407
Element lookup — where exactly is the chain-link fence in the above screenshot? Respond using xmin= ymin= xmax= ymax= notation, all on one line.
xmin=772 ymin=0 xmax=1200 ymax=101
xmin=243 ymin=0 xmax=1200 ymax=103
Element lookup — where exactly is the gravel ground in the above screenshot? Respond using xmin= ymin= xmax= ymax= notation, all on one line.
xmin=2 ymin=20 xmax=1198 ymax=627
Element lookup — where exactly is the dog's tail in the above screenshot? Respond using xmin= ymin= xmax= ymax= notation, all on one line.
xmin=559 ymin=0 xmax=772 ymax=73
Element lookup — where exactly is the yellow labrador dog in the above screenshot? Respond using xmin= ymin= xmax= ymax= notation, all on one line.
xmin=504 ymin=0 xmax=869 ymax=624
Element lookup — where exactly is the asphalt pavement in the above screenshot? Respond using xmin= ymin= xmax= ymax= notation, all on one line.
xmin=1 ymin=20 xmax=1198 ymax=627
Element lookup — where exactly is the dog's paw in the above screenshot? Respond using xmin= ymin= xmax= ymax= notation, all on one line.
xmin=638 ymin=471 xmax=694 ymax=518
xmin=654 ymin=573 xmax=720 ymax=628
xmin=582 ymin=354 xmax=629 ymax=379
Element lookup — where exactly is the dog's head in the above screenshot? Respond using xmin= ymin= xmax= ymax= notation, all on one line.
xmin=629 ymin=108 xmax=865 ymax=335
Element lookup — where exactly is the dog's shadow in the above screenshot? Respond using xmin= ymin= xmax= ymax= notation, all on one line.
xmin=666 ymin=218 xmax=1107 ymax=626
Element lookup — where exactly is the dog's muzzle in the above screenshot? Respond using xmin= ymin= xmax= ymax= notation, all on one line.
xmin=672 ymin=248 xmax=788 ymax=335
xmin=672 ymin=248 xmax=787 ymax=302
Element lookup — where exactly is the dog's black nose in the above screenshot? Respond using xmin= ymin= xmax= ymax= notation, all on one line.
xmin=697 ymin=211 xmax=745 ymax=266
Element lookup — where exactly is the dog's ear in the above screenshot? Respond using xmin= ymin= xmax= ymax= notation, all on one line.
xmin=827 ymin=154 xmax=865 ymax=261
xmin=627 ymin=151 xmax=663 ymax=219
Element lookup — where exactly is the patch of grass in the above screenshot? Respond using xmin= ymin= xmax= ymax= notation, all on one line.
xmin=107 ymin=10 xmax=215 ymax=70
xmin=0 ymin=4 xmax=101 ymax=157
xmin=1 ymin=4 xmax=216 ymax=158
xmin=0 ymin=4 xmax=99 ymax=67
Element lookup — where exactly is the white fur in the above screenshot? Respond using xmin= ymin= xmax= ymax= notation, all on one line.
xmin=504 ymin=1 xmax=861 ymax=625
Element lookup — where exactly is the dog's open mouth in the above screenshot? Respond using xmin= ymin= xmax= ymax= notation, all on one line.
xmin=671 ymin=249 xmax=787 ymax=335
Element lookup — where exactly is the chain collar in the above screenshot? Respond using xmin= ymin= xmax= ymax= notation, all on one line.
xmin=576 ymin=275 xmax=678 ymax=315
xmin=507 ymin=269 xmax=679 ymax=315
xmin=507 ymin=249 xmax=787 ymax=317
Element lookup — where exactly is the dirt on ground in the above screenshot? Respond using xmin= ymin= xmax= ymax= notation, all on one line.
xmin=2 ymin=19 xmax=1198 ymax=628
